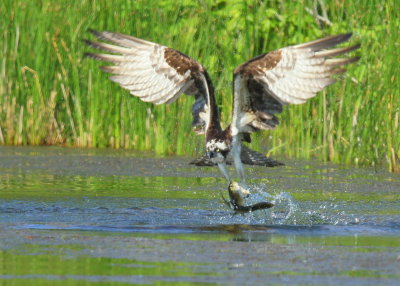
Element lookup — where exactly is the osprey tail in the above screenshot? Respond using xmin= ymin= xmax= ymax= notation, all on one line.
xmin=190 ymin=145 xmax=283 ymax=167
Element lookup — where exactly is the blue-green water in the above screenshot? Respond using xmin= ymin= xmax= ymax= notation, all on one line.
xmin=0 ymin=146 xmax=399 ymax=285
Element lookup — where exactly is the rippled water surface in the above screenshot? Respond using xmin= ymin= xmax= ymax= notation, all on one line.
xmin=0 ymin=146 xmax=399 ymax=285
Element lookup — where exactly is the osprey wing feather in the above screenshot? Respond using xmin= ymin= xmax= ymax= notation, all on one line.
xmin=85 ymin=30 xmax=215 ymax=134
xmin=232 ymin=33 xmax=360 ymax=135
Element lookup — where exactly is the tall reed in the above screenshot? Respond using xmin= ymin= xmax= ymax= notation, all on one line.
xmin=0 ymin=0 xmax=399 ymax=171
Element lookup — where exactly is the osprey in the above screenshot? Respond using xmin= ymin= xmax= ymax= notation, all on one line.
xmin=86 ymin=30 xmax=359 ymax=198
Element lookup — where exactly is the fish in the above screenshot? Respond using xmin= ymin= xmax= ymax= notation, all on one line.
xmin=222 ymin=181 xmax=274 ymax=213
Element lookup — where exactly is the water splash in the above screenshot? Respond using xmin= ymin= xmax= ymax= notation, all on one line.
xmin=246 ymin=187 xmax=301 ymax=225
xmin=217 ymin=184 xmax=363 ymax=227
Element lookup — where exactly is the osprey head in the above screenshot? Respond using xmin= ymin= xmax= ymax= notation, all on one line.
xmin=206 ymin=139 xmax=230 ymax=164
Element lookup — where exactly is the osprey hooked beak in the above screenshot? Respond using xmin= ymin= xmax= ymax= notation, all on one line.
xmin=206 ymin=151 xmax=215 ymax=158
xmin=206 ymin=150 xmax=226 ymax=164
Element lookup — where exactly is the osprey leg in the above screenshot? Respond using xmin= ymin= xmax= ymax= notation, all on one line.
xmin=217 ymin=162 xmax=231 ymax=182
xmin=232 ymin=138 xmax=246 ymax=183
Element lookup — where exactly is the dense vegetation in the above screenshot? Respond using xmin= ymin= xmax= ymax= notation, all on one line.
xmin=0 ymin=0 xmax=399 ymax=171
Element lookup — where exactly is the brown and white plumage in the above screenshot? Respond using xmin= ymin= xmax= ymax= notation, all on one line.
xmin=84 ymin=29 xmax=218 ymax=135
xmin=231 ymin=33 xmax=360 ymax=136
xmin=86 ymin=30 xmax=360 ymax=188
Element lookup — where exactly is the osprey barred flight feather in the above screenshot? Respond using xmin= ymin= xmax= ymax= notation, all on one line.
xmin=85 ymin=30 xmax=360 ymax=188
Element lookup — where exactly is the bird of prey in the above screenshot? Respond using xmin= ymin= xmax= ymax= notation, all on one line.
xmin=85 ymin=30 xmax=360 ymax=200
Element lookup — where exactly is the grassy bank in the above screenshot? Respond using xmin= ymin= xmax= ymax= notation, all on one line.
xmin=0 ymin=0 xmax=399 ymax=171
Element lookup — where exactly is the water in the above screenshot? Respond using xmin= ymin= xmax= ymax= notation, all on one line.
xmin=0 ymin=146 xmax=399 ymax=285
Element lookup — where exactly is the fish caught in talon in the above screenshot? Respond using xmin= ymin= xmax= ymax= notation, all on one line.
xmin=226 ymin=181 xmax=274 ymax=213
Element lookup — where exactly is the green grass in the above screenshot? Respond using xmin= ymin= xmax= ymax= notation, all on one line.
xmin=0 ymin=0 xmax=399 ymax=171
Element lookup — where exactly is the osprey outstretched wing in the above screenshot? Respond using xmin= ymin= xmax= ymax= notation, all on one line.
xmin=231 ymin=33 xmax=360 ymax=136
xmin=85 ymin=29 xmax=218 ymax=135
